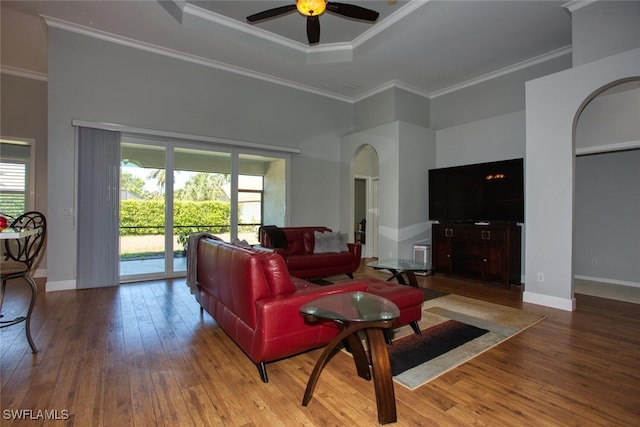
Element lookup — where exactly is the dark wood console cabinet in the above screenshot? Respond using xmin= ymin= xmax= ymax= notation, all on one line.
xmin=432 ymin=223 xmax=521 ymax=287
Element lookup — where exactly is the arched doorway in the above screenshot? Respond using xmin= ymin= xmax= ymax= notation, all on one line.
xmin=353 ymin=144 xmax=379 ymax=258
xmin=523 ymin=49 xmax=639 ymax=311
xmin=572 ymin=78 xmax=640 ymax=304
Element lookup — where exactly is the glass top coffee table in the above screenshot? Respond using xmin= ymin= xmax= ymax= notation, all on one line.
xmin=367 ymin=258 xmax=430 ymax=287
xmin=300 ymin=291 xmax=400 ymax=425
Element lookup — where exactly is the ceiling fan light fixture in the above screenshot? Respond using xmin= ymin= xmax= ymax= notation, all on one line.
xmin=296 ymin=0 xmax=326 ymax=17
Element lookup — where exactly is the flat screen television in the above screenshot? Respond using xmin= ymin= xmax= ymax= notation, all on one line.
xmin=429 ymin=158 xmax=524 ymax=223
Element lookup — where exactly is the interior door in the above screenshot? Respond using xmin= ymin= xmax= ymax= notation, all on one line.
xmin=371 ymin=178 xmax=379 ymax=258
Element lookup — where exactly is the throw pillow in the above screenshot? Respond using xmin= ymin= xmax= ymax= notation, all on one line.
xmin=339 ymin=232 xmax=349 ymax=251
xmin=313 ymin=231 xmax=349 ymax=253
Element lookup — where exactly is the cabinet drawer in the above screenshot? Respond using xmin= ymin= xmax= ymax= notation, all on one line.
xmin=468 ymin=228 xmax=506 ymax=241
xmin=433 ymin=225 xmax=467 ymax=239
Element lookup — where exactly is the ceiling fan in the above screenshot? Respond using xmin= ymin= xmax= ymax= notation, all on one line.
xmin=246 ymin=0 xmax=380 ymax=45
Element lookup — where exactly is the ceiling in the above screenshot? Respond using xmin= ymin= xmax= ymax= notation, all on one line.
xmin=3 ymin=0 xmax=573 ymax=101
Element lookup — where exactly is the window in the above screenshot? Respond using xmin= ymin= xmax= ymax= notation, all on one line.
xmin=238 ymin=175 xmax=264 ymax=243
xmin=0 ymin=139 xmax=34 ymax=218
xmin=118 ymin=137 xmax=289 ymax=280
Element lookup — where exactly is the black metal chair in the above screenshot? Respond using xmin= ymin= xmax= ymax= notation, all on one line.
xmin=0 ymin=211 xmax=47 ymax=353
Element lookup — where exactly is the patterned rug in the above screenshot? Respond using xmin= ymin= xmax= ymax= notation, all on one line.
xmin=386 ymin=294 xmax=545 ymax=390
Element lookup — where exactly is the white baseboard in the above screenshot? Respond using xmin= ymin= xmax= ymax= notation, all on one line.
xmin=574 ymin=275 xmax=640 ymax=288
xmin=523 ymin=291 xmax=576 ymax=311
xmin=46 ymin=280 xmax=76 ymax=292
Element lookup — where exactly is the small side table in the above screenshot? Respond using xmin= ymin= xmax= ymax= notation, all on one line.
xmin=367 ymin=258 xmax=431 ymax=287
xmin=300 ymin=291 xmax=400 ymax=425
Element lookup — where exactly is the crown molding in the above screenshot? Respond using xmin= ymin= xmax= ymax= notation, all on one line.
xmin=42 ymin=10 xmax=572 ymax=105
xmin=562 ymin=0 xmax=599 ymax=13
xmin=0 ymin=65 xmax=48 ymax=82
xmin=429 ymin=45 xmax=573 ymax=98
xmin=166 ymin=0 xmax=427 ymax=64
xmin=42 ymin=15 xmax=352 ymax=103
xmin=353 ymin=80 xmax=431 ymax=103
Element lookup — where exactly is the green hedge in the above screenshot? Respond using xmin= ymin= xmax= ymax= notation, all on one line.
xmin=120 ymin=200 xmax=231 ymax=236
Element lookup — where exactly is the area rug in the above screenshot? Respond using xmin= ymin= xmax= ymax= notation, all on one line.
xmin=420 ymin=287 xmax=449 ymax=301
xmin=386 ymin=294 xmax=546 ymax=390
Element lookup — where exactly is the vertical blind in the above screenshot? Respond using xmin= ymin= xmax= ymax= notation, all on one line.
xmin=76 ymin=127 xmax=120 ymax=288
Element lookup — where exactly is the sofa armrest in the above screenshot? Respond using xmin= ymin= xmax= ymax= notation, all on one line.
xmin=347 ymin=242 xmax=362 ymax=258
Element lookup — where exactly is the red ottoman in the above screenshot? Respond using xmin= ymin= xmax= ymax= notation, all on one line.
xmin=362 ymin=278 xmax=423 ymax=338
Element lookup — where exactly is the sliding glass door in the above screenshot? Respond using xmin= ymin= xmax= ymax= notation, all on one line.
xmin=173 ymin=147 xmax=232 ymax=273
xmin=120 ymin=141 xmax=167 ymax=278
xmin=119 ymin=137 xmax=288 ymax=281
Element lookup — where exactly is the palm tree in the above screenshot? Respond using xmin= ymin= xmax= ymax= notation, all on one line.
xmin=179 ymin=173 xmax=230 ymax=202
xmin=147 ymin=169 xmax=165 ymax=195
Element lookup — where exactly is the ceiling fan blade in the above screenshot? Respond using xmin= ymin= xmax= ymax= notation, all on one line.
xmin=247 ymin=4 xmax=297 ymax=23
xmin=326 ymin=2 xmax=379 ymax=21
xmin=307 ymin=16 xmax=320 ymax=44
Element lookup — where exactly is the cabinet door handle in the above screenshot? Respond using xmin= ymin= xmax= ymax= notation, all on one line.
xmin=445 ymin=228 xmax=453 ymax=237
xmin=482 ymin=230 xmax=491 ymax=240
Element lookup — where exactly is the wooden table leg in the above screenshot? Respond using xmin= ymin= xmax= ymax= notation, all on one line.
xmin=344 ymin=332 xmax=371 ymax=380
xmin=366 ymin=328 xmax=397 ymax=424
xmin=385 ymin=268 xmax=406 ymax=285
xmin=303 ymin=320 xmax=397 ymax=424
xmin=386 ymin=268 xmax=419 ymax=288
xmin=302 ymin=323 xmax=361 ymax=406
xmin=404 ymin=270 xmax=419 ymax=288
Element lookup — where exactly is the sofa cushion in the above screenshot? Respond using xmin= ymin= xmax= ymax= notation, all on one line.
xmin=283 ymin=229 xmax=305 ymax=256
xmin=302 ymin=229 xmax=316 ymax=254
xmin=259 ymin=252 xmax=296 ymax=296
xmin=363 ymin=278 xmax=424 ymax=309
xmin=313 ymin=231 xmax=348 ymax=253
xmin=286 ymin=254 xmax=325 ymax=271
xmin=286 ymin=252 xmax=355 ymax=271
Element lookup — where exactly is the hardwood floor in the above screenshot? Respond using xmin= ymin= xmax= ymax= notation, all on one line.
xmin=1 ymin=264 xmax=638 ymax=426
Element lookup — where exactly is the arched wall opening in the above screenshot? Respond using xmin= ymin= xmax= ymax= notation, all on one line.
xmin=572 ymin=78 xmax=640 ymax=304
xmin=352 ymin=144 xmax=380 ymax=258
xmin=524 ymin=47 xmax=640 ymax=311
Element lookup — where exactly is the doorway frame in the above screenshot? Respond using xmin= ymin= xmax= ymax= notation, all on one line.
xmin=353 ymin=174 xmax=379 ymax=258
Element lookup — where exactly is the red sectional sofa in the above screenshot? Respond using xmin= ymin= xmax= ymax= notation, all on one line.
xmin=256 ymin=226 xmax=361 ymax=279
xmin=189 ymin=235 xmax=423 ymax=383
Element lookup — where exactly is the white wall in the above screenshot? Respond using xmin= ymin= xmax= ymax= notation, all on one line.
xmin=573 ymin=85 xmax=640 ymax=288
xmin=575 ymin=86 xmax=640 ymax=151
xmin=574 ymin=149 xmax=640 ymax=286
xmin=397 ymin=122 xmax=436 ymax=259
xmin=435 ymin=110 xmax=526 ymax=168
xmin=524 ymin=47 xmax=640 ymax=310
xmin=1 ymin=8 xmax=49 ymax=274
xmin=291 ymin=132 xmax=344 ymax=228
xmin=571 ymin=0 xmax=640 ymax=67
xmin=46 ymin=28 xmax=352 ymax=290
xmin=341 ymin=123 xmax=400 ymax=260
xmin=341 ymin=121 xmax=435 ymax=260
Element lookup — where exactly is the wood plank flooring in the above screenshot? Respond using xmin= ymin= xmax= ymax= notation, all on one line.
xmin=1 ymin=263 xmax=638 ymax=426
